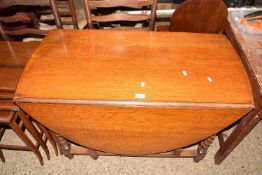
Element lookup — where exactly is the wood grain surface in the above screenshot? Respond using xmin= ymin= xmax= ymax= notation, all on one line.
xmin=0 ymin=41 xmax=39 ymax=67
xmin=0 ymin=67 xmax=23 ymax=92
xmin=0 ymin=41 xmax=39 ymax=92
xmin=15 ymin=30 xmax=253 ymax=105
xmin=18 ymin=103 xmax=250 ymax=155
xmin=83 ymin=0 xmax=157 ymax=31
xmin=169 ymin=0 xmax=227 ymax=33
xmin=14 ymin=30 xmax=253 ymax=155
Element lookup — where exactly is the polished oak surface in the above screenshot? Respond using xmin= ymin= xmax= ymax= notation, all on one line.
xmin=15 ymin=30 xmax=252 ymax=105
xmin=15 ymin=30 xmax=253 ymax=155
xmin=0 ymin=41 xmax=39 ymax=92
xmin=0 ymin=42 xmax=39 ymax=67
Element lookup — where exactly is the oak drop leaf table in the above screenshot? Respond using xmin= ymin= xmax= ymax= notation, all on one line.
xmin=14 ymin=30 xmax=253 ymax=159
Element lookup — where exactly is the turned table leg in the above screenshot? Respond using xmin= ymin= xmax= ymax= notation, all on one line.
xmin=194 ymin=135 xmax=215 ymax=162
xmin=52 ymin=133 xmax=74 ymax=159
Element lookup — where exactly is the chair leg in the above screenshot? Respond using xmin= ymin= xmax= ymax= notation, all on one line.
xmin=17 ymin=111 xmax=50 ymax=160
xmin=37 ymin=123 xmax=58 ymax=156
xmin=0 ymin=149 xmax=5 ymax=162
xmin=49 ymin=0 xmax=63 ymax=29
xmin=0 ymin=127 xmax=5 ymax=140
xmin=0 ymin=127 xmax=6 ymax=162
xmin=10 ymin=119 xmax=44 ymax=166
xmin=68 ymin=0 xmax=78 ymax=29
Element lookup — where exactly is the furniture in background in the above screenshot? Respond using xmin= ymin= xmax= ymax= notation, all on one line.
xmin=157 ymin=0 xmax=228 ymax=33
xmin=214 ymin=11 xmax=262 ymax=164
xmin=83 ymin=0 xmax=157 ymax=31
xmin=0 ymin=39 xmax=58 ymax=164
xmin=0 ymin=41 xmax=58 ymax=165
xmin=14 ymin=29 xmax=253 ymax=162
xmin=224 ymin=0 xmax=257 ymax=6
xmin=0 ymin=0 xmax=81 ymax=41
xmin=49 ymin=0 xmax=79 ymax=29
xmin=0 ymin=107 xmax=48 ymax=165
xmin=0 ymin=2 xmax=49 ymax=41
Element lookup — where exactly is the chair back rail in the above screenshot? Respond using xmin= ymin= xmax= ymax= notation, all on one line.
xmin=83 ymin=0 xmax=157 ymax=31
xmin=0 ymin=7 xmax=47 ymax=41
xmin=0 ymin=12 xmax=33 ymax=23
xmin=49 ymin=0 xmax=79 ymax=29
xmin=92 ymin=13 xmax=150 ymax=22
xmin=88 ymin=0 xmax=154 ymax=8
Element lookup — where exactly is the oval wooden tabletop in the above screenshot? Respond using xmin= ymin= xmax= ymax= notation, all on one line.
xmin=14 ymin=30 xmax=254 ymax=155
xmin=15 ymin=30 xmax=253 ymax=107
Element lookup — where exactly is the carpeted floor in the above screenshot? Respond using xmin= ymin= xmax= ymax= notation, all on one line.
xmin=0 ymin=122 xmax=261 ymax=175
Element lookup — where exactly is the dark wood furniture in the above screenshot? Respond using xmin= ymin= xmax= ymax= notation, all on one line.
xmin=157 ymin=0 xmax=228 ymax=33
xmin=0 ymin=41 xmax=58 ymax=164
xmin=0 ymin=0 xmax=73 ymax=39
xmin=0 ymin=0 xmax=49 ymax=8
xmin=214 ymin=12 xmax=262 ymax=164
xmin=83 ymin=0 xmax=157 ymax=31
xmin=49 ymin=0 xmax=79 ymax=29
xmin=0 ymin=106 xmax=48 ymax=165
xmin=14 ymin=30 xmax=253 ymax=160
xmin=0 ymin=5 xmax=47 ymax=41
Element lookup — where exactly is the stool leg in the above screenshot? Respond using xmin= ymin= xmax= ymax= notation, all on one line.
xmin=10 ymin=119 xmax=44 ymax=166
xmin=0 ymin=149 xmax=5 ymax=162
xmin=37 ymin=123 xmax=58 ymax=156
xmin=17 ymin=112 xmax=50 ymax=160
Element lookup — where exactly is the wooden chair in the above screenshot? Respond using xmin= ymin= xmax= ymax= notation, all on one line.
xmin=49 ymin=0 xmax=79 ymax=29
xmin=0 ymin=40 xmax=58 ymax=164
xmin=157 ymin=0 xmax=228 ymax=33
xmin=83 ymin=0 xmax=157 ymax=31
xmin=0 ymin=4 xmax=49 ymax=41
xmin=0 ymin=100 xmax=49 ymax=165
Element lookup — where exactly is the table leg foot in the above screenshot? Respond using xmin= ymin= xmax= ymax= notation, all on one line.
xmin=53 ymin=133 xmax=74 ymax=159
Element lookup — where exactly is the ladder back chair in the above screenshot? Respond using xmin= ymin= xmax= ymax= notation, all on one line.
xmin=0 ymin=40 xmax=58 ymax=165
xmin=49 ymin=0 xmax=79 ymax=29
xmin=0 ymin=3 xmax=48 ymax=41
xmin=83 ymin=0 xmax=157 ymax=31
xmin=0 ymin=101 xmax=49 ymax=165
xmin=157 ymin=0 xmax=228 ymax=33
xmin=0 ymin=45 xmax=58 ymax=164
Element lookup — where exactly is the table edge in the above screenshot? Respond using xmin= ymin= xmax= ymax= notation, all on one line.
xmin=13 ymin=97 xmax=254 ymax=109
